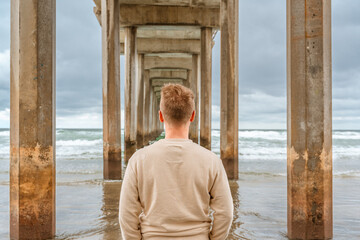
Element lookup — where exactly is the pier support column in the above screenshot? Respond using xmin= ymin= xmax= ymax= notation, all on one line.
xmin=143 ymin=70 xmax=150 ymax=145
xmin=152 ymin=90 xmax=156 ymax=138
xmin=148 ymin=88 xmax=153 ymax=141
xmin=220 ymin=0 xmax=239 ymax=180
xmin=124 ymin=26 xmax=137 ymax=162
xmin=10 ymin=0 xmax=56 ymax=238
xmin=189 ymin=54 xmax=200 ymax=143
xmin=150 ymin=87 xmax=155 ymax=141
xmin=101 ymin=0 xmax=121 ymax=180
xmin=136 ymin=54 xmax=144 ymax=148
xmin=157 ymin=98 xmax=162 ymax=135
xmin=287 ymin=0 xmax=332 ymax=239
xmin=184 ymin=70 xmax=191 ymax=88
xmin=200 ymin=27 xmax=212 ymax=150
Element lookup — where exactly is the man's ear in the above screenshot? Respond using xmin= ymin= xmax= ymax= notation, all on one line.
xmin=159 ymin=110 xmax=164 ymax=123
xmin=190 ymin=110 xmax=195 ymax=122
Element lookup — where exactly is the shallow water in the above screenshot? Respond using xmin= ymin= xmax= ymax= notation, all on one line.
xmin=0 ymin=129 xmax=359 ymax=239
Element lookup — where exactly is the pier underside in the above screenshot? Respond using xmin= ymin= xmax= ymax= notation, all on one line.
xmin=8 ymin=0 xmax=332 ymax=239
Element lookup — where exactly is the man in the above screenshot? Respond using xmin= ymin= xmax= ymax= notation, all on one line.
xmin=119 ymin=83 xmax=233 ymax=240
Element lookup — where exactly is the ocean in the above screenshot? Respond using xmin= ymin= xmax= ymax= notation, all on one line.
xmin=0 ymin=129 xmax=359 ymax=239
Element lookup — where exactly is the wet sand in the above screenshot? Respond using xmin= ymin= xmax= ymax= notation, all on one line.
xmin=1 ymin=175 xmax=359 ymax=239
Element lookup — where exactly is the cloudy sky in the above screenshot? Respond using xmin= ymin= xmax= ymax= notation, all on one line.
xmin=0 ymin=0 xmax=359 ymax=130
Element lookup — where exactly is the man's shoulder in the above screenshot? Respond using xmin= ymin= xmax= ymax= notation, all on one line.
xmin=190 ymin=142 xmax=219 ymax=158
xmin=127 ymin=147 xmax=147 ymax=166
xmin=131 ymin=140 xmax=220 ymax=163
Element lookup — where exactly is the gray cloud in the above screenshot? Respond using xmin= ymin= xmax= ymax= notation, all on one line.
xmin=0 ymin=0 xmax=359 ymax=129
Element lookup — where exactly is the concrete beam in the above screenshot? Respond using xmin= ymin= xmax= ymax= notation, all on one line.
xmin=287 ymin=0 xmax=332 ymax=239
xmin=102 ymin=0 xmax=122 ymax=180
xmin=119 ymin=0 xmax=220 ymax=7
xmin=119 ymin=26 xmax=202 ymax=42
xmin=200 ymin=27 xmax=212 ymax=150
xmin=120 ymin=38 xmax=200 ymax=54
xmin=138 ymin=38 xmax=200 ymax=54
xmin=151 ymin=78 xmax=184 ymax=86
xmin=153 ymin=86 xmax=162 ymax=92
xmin=124 ymin=26 xmax=137 ymax=163
xmin=149 ymin=69 xmax=188 ymax=80
xmin=131 ymin=26 xmax=201 ymax=40
xmin=10 ymin=1 xmax=56 ymax=238
xmin=120 ymin=5 xmax=220 ymax=28
xmin=220 ymin=0 xmax=239 ymax=180
xmin=144 ymin=56 xmax=192 ymax=70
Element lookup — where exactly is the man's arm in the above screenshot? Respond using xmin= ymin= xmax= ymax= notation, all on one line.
xmin=209 ymin=158 xmax=234 ymax=240
xmin=119 ymin=162 xmax=142 ymax=240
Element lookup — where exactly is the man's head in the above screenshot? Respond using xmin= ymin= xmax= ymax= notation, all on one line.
xmin=159 ymin=83 xmax=195 ymax=129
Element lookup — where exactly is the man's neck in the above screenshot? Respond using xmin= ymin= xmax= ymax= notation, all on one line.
xmin=164 ymin=123 xmax=189 ymax=139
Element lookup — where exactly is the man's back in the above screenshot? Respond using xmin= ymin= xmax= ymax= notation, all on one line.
xmin=119 ymin=138 xmax=234 ymax=240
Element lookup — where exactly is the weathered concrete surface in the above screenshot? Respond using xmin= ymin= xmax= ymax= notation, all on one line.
xmin=151 ymin=89 xmax=157 ymax=139
xmin=189 ymin=54 xmax=199 ymax=143
xmin=149 ymin=69 xmax=188 ymax=80
xmin=10 ymin=0 xmax=56 ymax=238
xmin=220 ymin=0 xmax=239 ymax=180
xmin=119 ymin=38 xmax=200 ymax=54
xmin=124 ymin=26 xmax=137 ymax=163
xmin=184 ymin=70 xmax=191 ymax=88
xmin=151 ymin=78 xmax=184 ymax=86
xmin=131 ymin=26 xmax=201 ymax=40
xmin=156 ymin=98 xmax=163 ymax=135
xmin=200 ymin=27 xmax=212 ymax=150
xmin=287 ymin=0 xmax=332 ymax=239
xmin=143 ymin=70 xmax=151 ymax=145
xmin=119 ymin=0 xmax=220 ymax=7
xmin=144 ymin=56 xmax=192 ymax=70
xmin=149 ymin=88 xmax=154 ymax=140
xmin=136 ymin=54 xmax=145 ymax=149
xmin=101 ymin=0 xmax=122 ymax=180
xmin=138 ymin=38 xmax=200 ymax=54
xmin=119 ymin=5 xmax=220 ymax=28
xmin=155 ymin=91 xmax=161 ymax=99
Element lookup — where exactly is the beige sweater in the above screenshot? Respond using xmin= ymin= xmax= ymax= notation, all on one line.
xmin=119 ymin=138 xmax=233 ymax=240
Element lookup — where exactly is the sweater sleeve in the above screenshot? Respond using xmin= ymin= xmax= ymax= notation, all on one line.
xmin=119 ymin=161 xmax=142 ymax=240
xmin=209 ymin=157 xmax=234 ymax=240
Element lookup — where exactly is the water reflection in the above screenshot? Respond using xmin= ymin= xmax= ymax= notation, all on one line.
xmin=227 ymin=180 xmax=248 ymax=240
xmin=100 ymin=180 xmax=123 ymax=239
xmin=1 ymin=175 xmax=358 ymax=239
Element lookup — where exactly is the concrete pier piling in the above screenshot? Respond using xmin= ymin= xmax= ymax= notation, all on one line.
xmin=200 ymin=27 xmax=213 ymax=150
xmin=143 ymin=70 xmax=151 ymax=145
xmin=10 ymin=0 xmax=56 ymax=238
xmin=101 ymin=0 xmax=122 ymax=180
xmin=220 ymin=0 xmax=239 ymax=179
xmin=287 ymin=0 xmax=332 ymax=239
xmin=189 ymin=54 xmax=200 ymax=143
xmin=136 ymin=54 xmax=145 ymax=149
xmin=124 ymin=26 xmax=138 ymax=163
